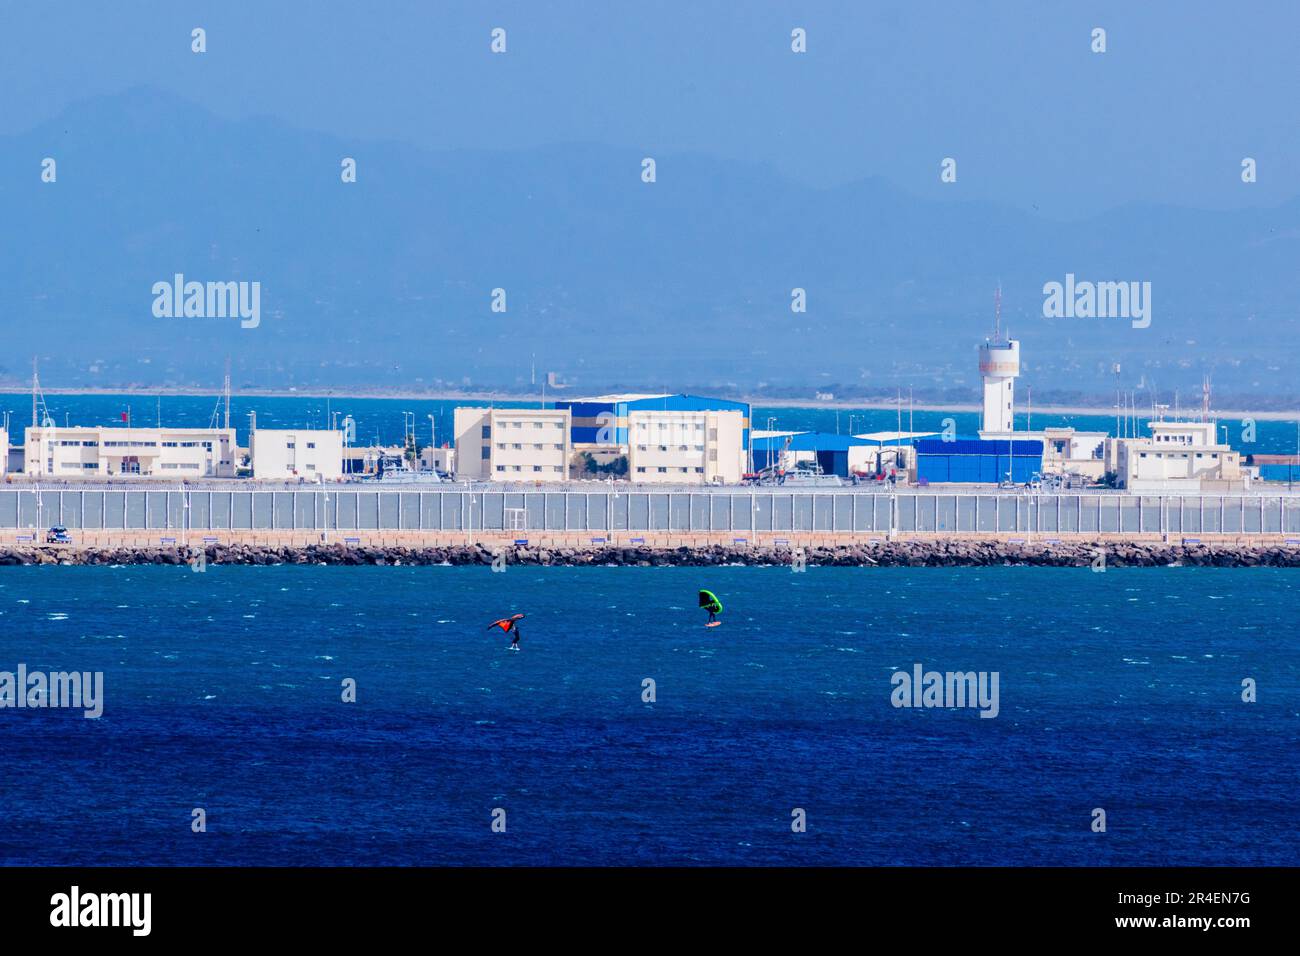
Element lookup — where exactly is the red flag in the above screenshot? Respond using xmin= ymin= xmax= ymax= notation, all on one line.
xmin=121 ymin=412 xmax=128 ymax=422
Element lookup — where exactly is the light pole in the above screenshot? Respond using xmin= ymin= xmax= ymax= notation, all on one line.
xmin=428 ymin=414 xmax=437 ymax=473
xmin=467 ymin=490 xmax=476 ymax=548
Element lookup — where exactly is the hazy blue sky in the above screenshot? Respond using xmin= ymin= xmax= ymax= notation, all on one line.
xmin=3 ymin=1 xmax=1295 ymax=219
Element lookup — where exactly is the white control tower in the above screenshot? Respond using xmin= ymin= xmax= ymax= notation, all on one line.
xmin=978 ymin=287 xmax=1019 ymax=434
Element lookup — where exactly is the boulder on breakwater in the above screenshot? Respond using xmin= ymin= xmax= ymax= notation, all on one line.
xmin=2 ymin=540 xmax=1300 ymax=568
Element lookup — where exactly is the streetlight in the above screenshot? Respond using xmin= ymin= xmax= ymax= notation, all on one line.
xmin=428 ymin=414 xmax=437 ymax=473
xmin=319 ymin=472 xmax=329 ymax=543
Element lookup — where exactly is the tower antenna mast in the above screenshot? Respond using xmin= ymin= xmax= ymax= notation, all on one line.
xmin=993 ymin=283 xmax=1003 ymax=342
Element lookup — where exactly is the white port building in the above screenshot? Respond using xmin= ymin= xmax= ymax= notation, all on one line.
xmin=249 ymin=428 xmax=345 ymax=480
xmin=626 ymin=408 xmax=746 ymax=483
xmin=1112 ymin=420 xmax=1242 ymax=491
xmin=23 ymin=426 xmax=237 ymax=478
xmin=453 ymin=407 xmax=571 ymax=482
xmin=419 ymin=445 xmax=455 ymax=475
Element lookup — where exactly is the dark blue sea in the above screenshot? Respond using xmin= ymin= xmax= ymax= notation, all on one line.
xmin=0 ymin=565 xmax=1295 ymax=866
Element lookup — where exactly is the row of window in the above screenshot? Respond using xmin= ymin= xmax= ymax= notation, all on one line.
xmin=496 ymin=443 xmax=563 ymax=451
xmin=494 ymin=465 xmax=564 ymax=472
xmin=635 ymin=466 xmax=705 ymax=473
xmin=59 ymin=439 xmax=217 ymax=449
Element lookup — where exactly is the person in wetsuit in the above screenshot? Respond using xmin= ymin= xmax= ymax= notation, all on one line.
xmin=489 ymin=613 xmax=525 ymax=650
xmin=699 ymin=590 xmax=723 ymax=625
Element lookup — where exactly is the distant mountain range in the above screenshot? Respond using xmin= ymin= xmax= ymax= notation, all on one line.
xmin=2 ymin=87 xmax=1298 ymax=405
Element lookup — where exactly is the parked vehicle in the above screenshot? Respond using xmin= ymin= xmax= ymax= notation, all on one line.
xmin=46 ymin=526 xmax=71 ymax=544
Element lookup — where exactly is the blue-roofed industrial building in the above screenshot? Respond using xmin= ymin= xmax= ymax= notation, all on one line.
xmin=750 ymin=431 xmax=878 ymax=478
xmin=915 ymin=437 xmax=1044 ymax=484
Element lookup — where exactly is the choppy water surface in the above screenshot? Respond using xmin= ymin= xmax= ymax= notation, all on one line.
xmin=0 ymin=565 xmax=1294 ymax=865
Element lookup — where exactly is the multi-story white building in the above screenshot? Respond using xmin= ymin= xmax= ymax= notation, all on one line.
xmin=24 ymin=426 xmax=237 ymax=478
xmin=249 ymin=428 xmax=344 ymax=480
xmin=1112 ymin=420 xmax=1241 ymax=490
xmin=453 ymin=407 xmax=571 ymax=481
xmin=627 ymin=409 xmax=745 ymax=483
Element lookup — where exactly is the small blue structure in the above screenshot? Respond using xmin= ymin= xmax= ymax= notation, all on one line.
xmin=1258 ymin=464 xmax=1298 ymax=483
xmin=749 ymin=432 xmax=876 ymax=477
xmin=915 ymin=438 xmax=1043 ymax=484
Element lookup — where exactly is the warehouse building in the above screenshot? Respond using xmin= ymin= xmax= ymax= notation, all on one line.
xmin=249 ymin=428 xmax=344 ymax=480
xmin=916 ymin=438 xmax=1044 ymax=484
xmin=750 ymin=431 xmax=879 ymax=478
xmin=453 ymin=407 xmax=571 ymax=482
xmin=23 ymin=425 xmax=237 ymax=478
